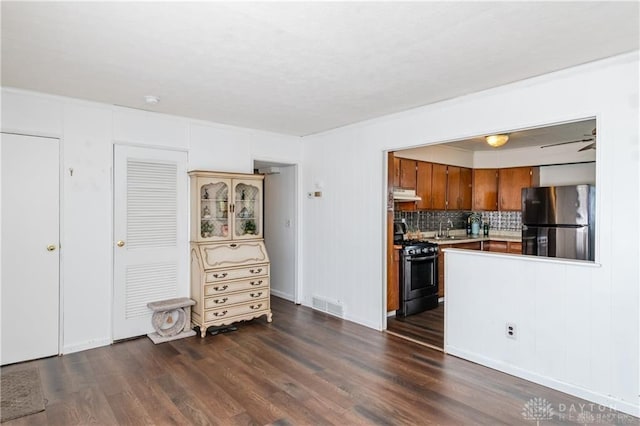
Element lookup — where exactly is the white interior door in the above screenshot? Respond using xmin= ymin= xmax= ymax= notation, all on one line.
xmin=113 ymin=145 xmax=188 ymax=340
xmin=1 ymin=133 xmax=60 ymax=365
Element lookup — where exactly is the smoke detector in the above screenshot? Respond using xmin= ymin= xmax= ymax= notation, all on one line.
xmin=144 ymin=95 xmax=160 ymax=105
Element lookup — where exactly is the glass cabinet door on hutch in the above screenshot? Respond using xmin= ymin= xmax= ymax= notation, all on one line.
xmin=232 ymin=179 xmax=263 ymax=240
xmin=196 ymin=177 xmax=231 ymax=242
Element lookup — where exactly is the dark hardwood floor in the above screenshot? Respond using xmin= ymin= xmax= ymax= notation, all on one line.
xmin=1 ymin=297 xmax=634 ymax=425
xmin=386 ymin=302 xmax=444 ymax=349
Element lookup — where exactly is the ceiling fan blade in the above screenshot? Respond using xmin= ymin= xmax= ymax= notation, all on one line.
xmin=540 ymin=138 xmax=594 ymax=148
xmin=578 ymin=142 xmax=596 ymax=152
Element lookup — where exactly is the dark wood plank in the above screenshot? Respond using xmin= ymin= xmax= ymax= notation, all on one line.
xmin=387 ymin=301 xmax=444 ymax=348
xmin=1 ymin=296 xmax=634 ymax=426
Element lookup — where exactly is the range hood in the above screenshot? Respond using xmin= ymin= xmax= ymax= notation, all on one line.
xmin=393 ymin=188 xmax=422 ymax=202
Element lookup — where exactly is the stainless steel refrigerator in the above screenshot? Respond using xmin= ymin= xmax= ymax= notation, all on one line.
xmin=521 ymin=185 xmax=595 ymax=261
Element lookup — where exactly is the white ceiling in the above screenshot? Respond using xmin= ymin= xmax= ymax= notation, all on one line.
xmin=445 ymin=118 xmax=597 ymax=152
xmin=1 ymin=2 xmax=638 ymax=136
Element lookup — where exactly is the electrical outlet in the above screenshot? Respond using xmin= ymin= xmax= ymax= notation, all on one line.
xmin=506 ymin=322 xmax=517 ymax=340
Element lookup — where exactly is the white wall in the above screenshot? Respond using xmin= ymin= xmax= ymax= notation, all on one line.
xmin=539 ymin=162 xmax=596 ymax=186
xmin=394 ymin=144 xmax=474 ymax=167
xmin=264 ymin=165 xmax=297 ymax=301
xmin=1 ymin=88 xmax=302 ymax=354
xmin=302 ymin=52 xmax=639 ymax=415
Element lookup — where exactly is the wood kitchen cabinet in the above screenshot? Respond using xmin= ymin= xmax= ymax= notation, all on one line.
xmin=446 ymin=166 xmax=472 ymax=210
xmin=431 ymin=163 xmax=448 ymax=210
xmin=399 ymin=159 xmax=417 ymax=189
xmin=447 ymin=166 xmax=461 ymax=211
xmin=392 ymin=157 xmax=401 ymax=188
xmin=498 ymin=166 xmax=539 ymax=211
xmin=473 ymin=169 xmax=499 ymax=211
xmin=438 ymin=241 xmax=482 ymax=298
xmin=415 ymin=161 xmax=433 ymax=210
xmin=483 ymin=240 xmax=523 ymax=254
xmin=459 ymin=167 xmax=472 ymax=210
xmin=394 ymin=157 xmax=419 ymax=212
xmin=189 ymin=171 xmax=272 ymax=337
xmin=392 ymin=156 xmax=418 ymax=189
xmin=387 ymin=246 xmax=401 ymax=311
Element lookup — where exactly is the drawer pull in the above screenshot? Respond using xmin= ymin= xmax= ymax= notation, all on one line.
xmin=213 ymin=310 xmax=228 ymax=317
xmin=213 ymin=285 xmax=228 ymax=291
xmin=249 ymin=268 xmax=263 ymax=274
xmin=213 ymin=298 xmax=228 ymax=304
xmin=213 ymin=272 xmax=227 ymax=279
xmin=250 ymin=304 xmax=263 ymax=310
xmin=250 ymin=292 xmax=263 ymax=298
xmin=230 ymin=243 xmax=237 ymax=248
xmin=250 ymin=280 xmax=263 ymax=286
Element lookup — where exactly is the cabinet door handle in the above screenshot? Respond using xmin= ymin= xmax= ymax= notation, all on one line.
xmin=213 ymin=298 xmax=228 ymax=304
xmin=229 ymin=243 xmax=237 ymax=248
xmin=213 ymin=272 xmax=227 ymax=278
xmin=213 ymin=285 xmax=228 ymax=291
xmin=250 ymin=304 xmax=263 ymax=310
xmin=250 ymin=292 xmax=263 ymax=298
xmin=250 ymin=280 xmax=263 ymax=286
xmin=250 ymin=268 xmax=262 ymax=274
xmin=213 ymin=310 xmax=228 ymax=317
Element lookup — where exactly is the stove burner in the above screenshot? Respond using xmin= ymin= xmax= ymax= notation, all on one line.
xmin=400 ymin=240 xmax=439 ymax=255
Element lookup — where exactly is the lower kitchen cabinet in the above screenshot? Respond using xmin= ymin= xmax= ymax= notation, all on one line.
xmin=387 ymin=247 xmax=401 ymax=312
xmin=483 ymin=240 xmax=523 ymax=254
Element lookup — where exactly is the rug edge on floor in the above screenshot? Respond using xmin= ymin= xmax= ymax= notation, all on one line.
xmin=1 ymin=367 xmax=46 ymax=423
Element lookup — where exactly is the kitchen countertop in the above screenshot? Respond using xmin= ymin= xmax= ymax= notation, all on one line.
xmin=404 ymin=230 xmax=522 ymax=245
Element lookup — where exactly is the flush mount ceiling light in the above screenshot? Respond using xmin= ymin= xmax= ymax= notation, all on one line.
xmin=144 ymin=95 xmax=160 ymax=105
xmin=485 ymin=134 xmax=509 ymax=148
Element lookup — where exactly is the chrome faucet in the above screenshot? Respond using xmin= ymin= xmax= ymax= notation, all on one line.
xmin=446 ymin=219 xmax=454 ymax=237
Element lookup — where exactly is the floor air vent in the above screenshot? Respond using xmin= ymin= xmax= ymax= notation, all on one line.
xmin=311 ymin=295 xmax=343 ymax=318
xmin=312 ymin=296 xmax=327 ymax=311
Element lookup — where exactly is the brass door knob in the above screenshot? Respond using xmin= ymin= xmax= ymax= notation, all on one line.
xmin=116 ymin=240 xmax=125 ymax=247
xmin=47 ymin=244 xmax=57 ymax=251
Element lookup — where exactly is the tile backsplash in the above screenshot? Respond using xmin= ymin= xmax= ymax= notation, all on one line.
xmin=395 ymin=210 xmax=522 ymax=232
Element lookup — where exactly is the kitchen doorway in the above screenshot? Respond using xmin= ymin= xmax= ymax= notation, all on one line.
xmin=384 ymin=118 xmax=597 ymax=351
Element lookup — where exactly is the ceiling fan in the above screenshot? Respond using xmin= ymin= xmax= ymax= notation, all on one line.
xmin=540 ymin=128 xmax=596 ymax=151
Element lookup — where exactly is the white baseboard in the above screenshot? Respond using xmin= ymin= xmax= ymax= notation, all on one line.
xmin=445 ymin=345 xmax=640 ymax=418
xmin=270 ymin=288 xmax=294 ymax=301
xmin=63 ymin=338 xmax=111 ymax=355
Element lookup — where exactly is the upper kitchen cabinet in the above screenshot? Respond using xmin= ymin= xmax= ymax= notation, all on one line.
xmin=392 ymin=157 xmax=401 ymax=187
xmin=446 ymin=166 xmax=472 ymax=210
xmin=460 ymin=167 xmax=472 ymax=210
xmin=415 ymin=161 xmax=433 ymax=210
xmin=473 ymin=169 xmax=499 ymax=211
xmin=190 ymin=171 xmax=264 ymax=242
xmin=399 ymin=158 xmax=417 ymax=189
xmin=431 ymin=163 xmax=448 ymax=210
xmin=498 ymin=166 xmax=539 ymax=211
xmin=394 ymin=157 xmax=419 ymax=212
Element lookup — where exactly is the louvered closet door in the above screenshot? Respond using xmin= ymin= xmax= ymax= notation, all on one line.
xmin=113 ymin=145 xmax=188 ymax=340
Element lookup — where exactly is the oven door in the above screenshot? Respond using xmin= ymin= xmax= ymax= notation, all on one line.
xmin=402 ymin=253 xmax=438 ymax=300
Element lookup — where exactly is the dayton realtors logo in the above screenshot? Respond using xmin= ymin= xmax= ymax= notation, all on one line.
xmin=522 ymin=397 xmax=554 ymax=425
xmin=521 ymin=397 xmax=637 ymax=424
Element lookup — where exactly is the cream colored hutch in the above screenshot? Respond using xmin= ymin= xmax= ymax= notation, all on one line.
xmin=189 ymin=171 xmax=272 ymax=337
